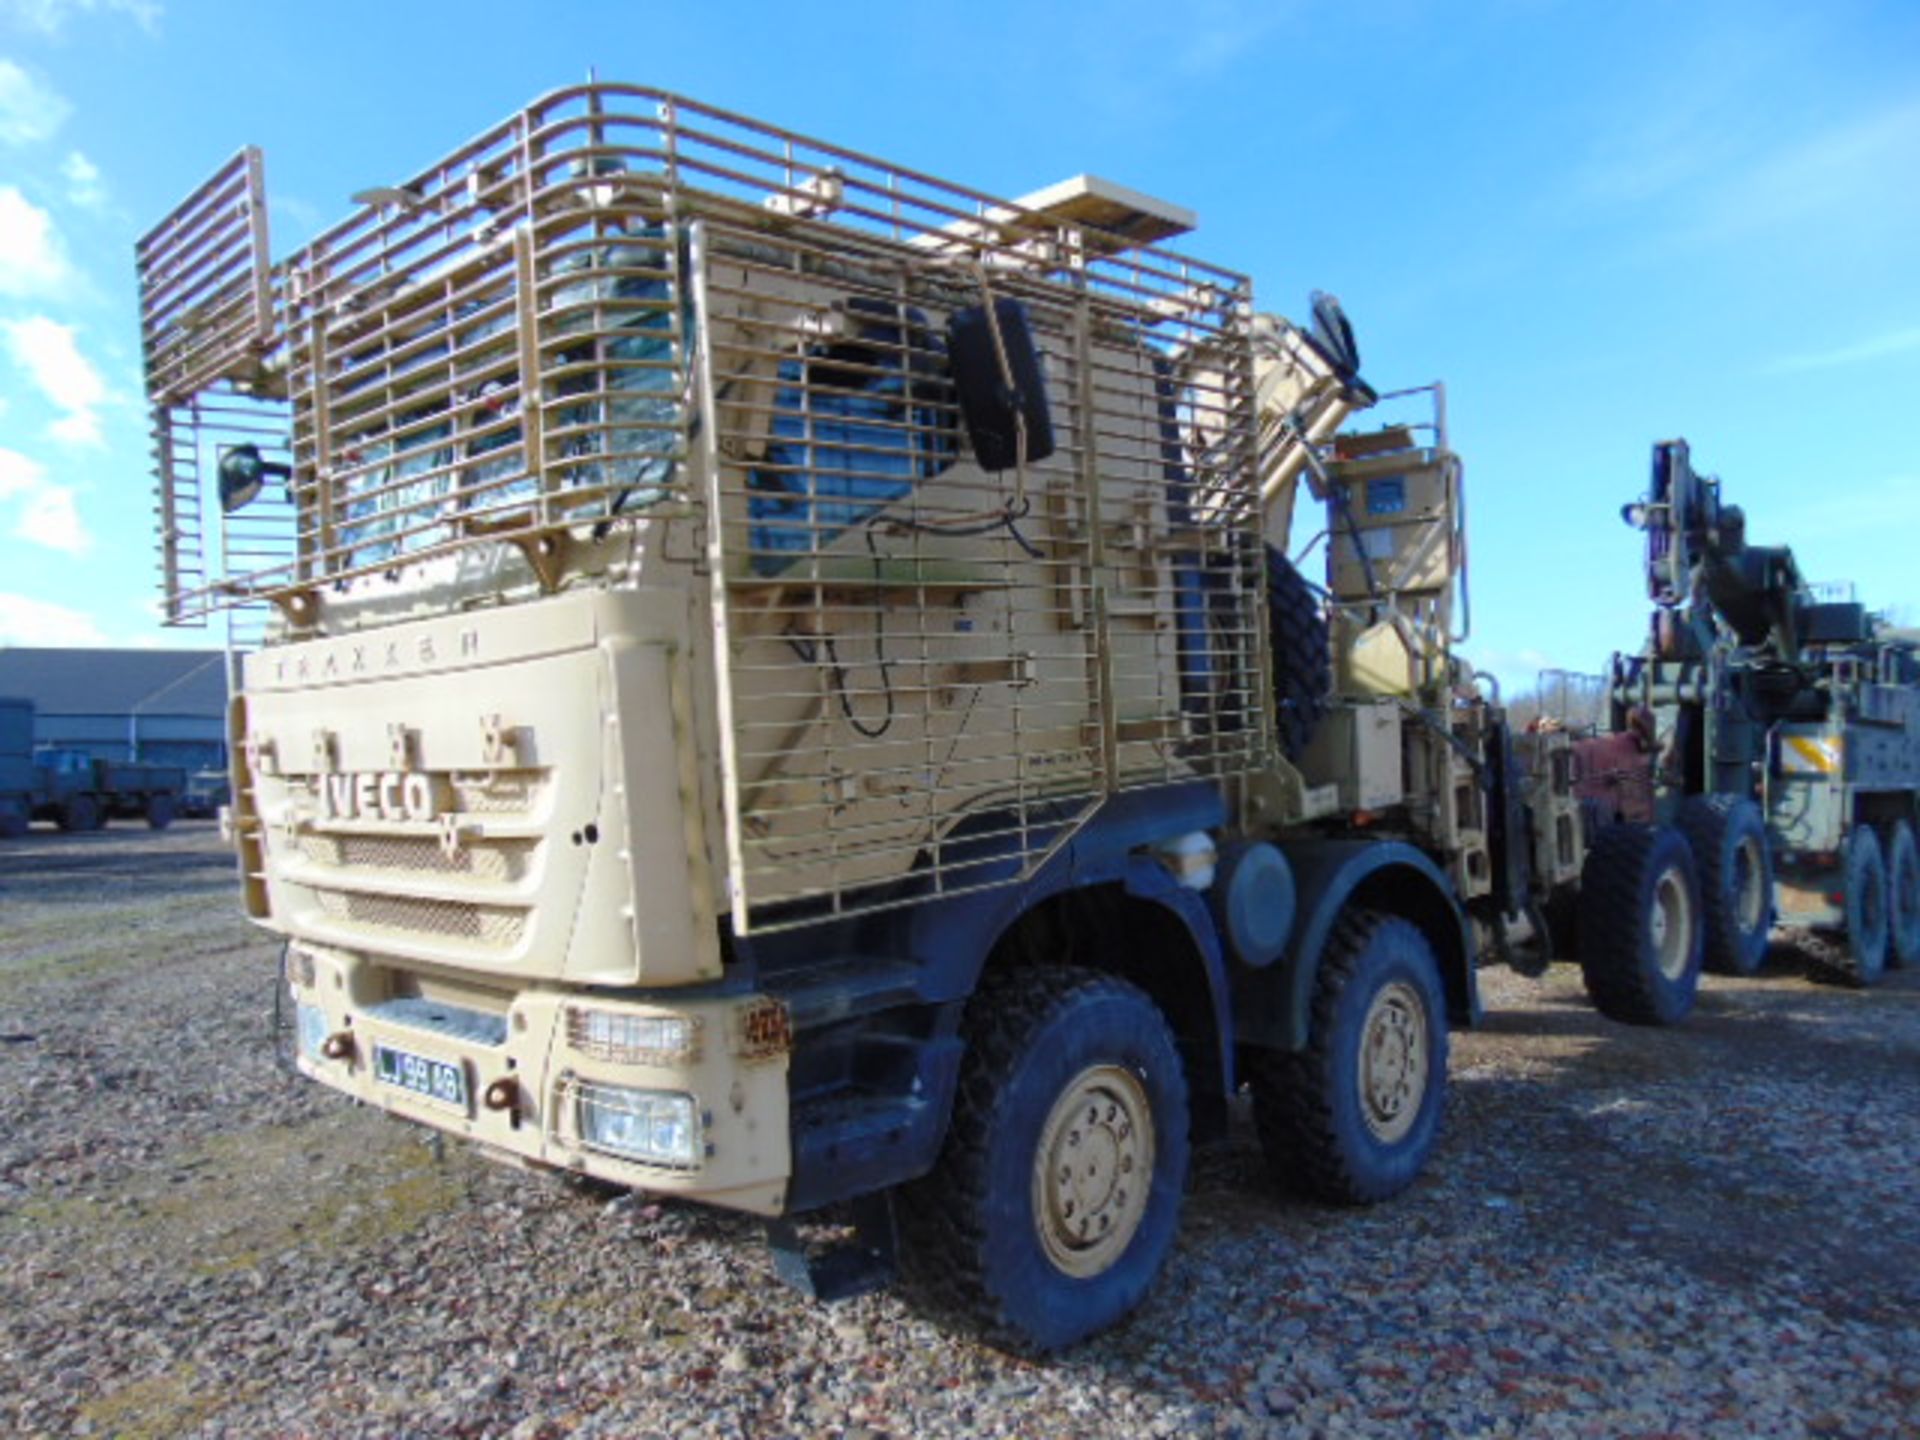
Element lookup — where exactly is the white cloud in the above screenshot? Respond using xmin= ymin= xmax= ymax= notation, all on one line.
xmin=0 ymin=590 xmax=106 ymax=644
xmin=0 ymin=0 xmax=161 ymax=37
xmin=0 ymin=186 xmax=75 ymax=297
xmin=2 ymin=316 xmax=107 ymax=446
xmin=0 ymin=446 xmax=92 ymax=555
xmin=0 ymin=448 xmax=37 ymax=499
xmin=1173 ymin=0 xmax=1287 ymax=76
xmin=1768 ymin=325 xmax=1920 ymax=376
xmin=0 ymin=57 xmax=68 ymax=145
xmin=15 ymin=478 xmax=89 ymax=552
xmin=61 ymin=149 xmax=105 ymax=208
xmin=1686 ymin=99 xmax=1920 ymax=248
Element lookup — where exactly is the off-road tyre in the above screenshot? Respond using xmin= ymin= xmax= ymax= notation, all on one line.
xmin=1577 ymin=823 xmax=1703 ymax=1025
xmin=146 ymin=794 xmax=176 ymax=831
xmin=1541 ymin=886 xmax=1582 ymax=963
xmin=56 ymin=795 xmax=98 ymax=833
xmin=1245 ymin=910 xmax=1448 ymax=1205
xmin=897 ymin=967 xmax=1190 ymax=1352
xmin=1811 ymin=826 xmax=1889 ymax=987
xmin=0 ymin=803 xmax=26 ymax=839
xmin=1267 ymin=547 xmax=1329 ymax=761
xmin=1677 ymin=794 xmax=1773 ymax=977
xmin=1885 ymin=820 xmax=1920 ymax=970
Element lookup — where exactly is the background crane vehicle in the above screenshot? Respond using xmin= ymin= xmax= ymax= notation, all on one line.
xmin=1581 ymin=440 xmax=1920 ymax=991
xmin=140 ymin=83 xmax=1634 ymax=1349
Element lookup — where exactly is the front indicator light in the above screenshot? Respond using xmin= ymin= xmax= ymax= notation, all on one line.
xmin=575 ymin=1083 xmax=701 ymax=1168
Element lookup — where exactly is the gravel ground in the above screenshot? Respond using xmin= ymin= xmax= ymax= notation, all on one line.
xmin=2 ymin=824 xmax=1917 ymax=1439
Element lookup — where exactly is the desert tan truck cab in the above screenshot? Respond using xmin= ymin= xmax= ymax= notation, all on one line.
xmin=140 ymin=84 xmax=1609 ymax=1349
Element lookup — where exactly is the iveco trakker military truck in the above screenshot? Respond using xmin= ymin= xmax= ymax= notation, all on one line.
xmin=1580 ymin=440 xmax=1920 ymax=993
xmin=139 ymin=84 xmax=1664 ymax=1348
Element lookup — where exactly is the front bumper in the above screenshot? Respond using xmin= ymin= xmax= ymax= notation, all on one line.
xmin=288 ymin=942 xmax=791 ymax=1215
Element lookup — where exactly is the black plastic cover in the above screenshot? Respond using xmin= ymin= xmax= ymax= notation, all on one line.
xmin=1802 ymin=601 xmax=1869 ymax=645
xmin=946 ymin=298 xmax=1055 ymax=472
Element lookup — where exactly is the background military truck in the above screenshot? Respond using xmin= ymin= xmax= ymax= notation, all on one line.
xmin=138 ymin=83 xmax=1681 ymax=1350
xmin=1578 ymin=439 xmax=1920 ymax=993
xmin=180 ymin=767 xmax=234 ymax=818
xmin=0 ymin=699 xmax=187 ymax=834
xmin=0 ymin=697 xmax=32 ymax=837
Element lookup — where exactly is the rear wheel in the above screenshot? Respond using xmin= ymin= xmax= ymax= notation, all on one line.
xmin=1578 ymin=823 xmax=1703 ymax=1025
xmin=1245 ymin=910 xmax=1448 ymax=1204
xmin=1813 ymin=826 xmax=1889 ymax=987
xmin=898 ymin=967 xmax=1190 ymax=1351
xmin=146 ymin=794 xmax=176 ymax=830
xmin=1677 ymin=794 xmax=1772 ymax=976
xmin=57 ymin=795 xmax=98 ymax=833
xmin=1887 ymin=820 xmax=1920 ymax=970
xmin=0 ymin=803 xmax=25 ymax=838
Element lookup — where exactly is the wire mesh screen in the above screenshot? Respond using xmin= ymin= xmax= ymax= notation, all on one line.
xmin=691 ymin=213 xmax=1266 ymax=927
xmin=138 ymin=84 xmax=1273 ymax=930
xmin=1534 ymin=669 xmax=1607 ymax=733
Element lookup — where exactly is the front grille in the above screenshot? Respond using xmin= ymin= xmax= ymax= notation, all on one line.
xmin=301 ymin=832 xmax=535 ymax=883
xmin=314 ymin=891 xmax=527 ymax=948
xmin=451 ymin=773 xmax=545 ymax=816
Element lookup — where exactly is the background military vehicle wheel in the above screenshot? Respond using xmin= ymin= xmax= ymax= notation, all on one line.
xmin=1886 ymin=820 xmax=1920 ymax=969
xmin=1267 ymin=547 xmax=1329 ymax=761
xmin=899 ymin=967 xmax=1189 ymax=1352
xmin=1577 ymin=823 xmax=1703 ymax=1025
xmin=56 ymin=795 xmax=98 ymax=833
xmin=1245 ymin=911 xmax=1448 ymax=1205
xmin=0 ymin=804 xmax=25 ymax=838
xmin=1678 ymin=794 xmax=1772 ymax=976
xmin=1812 ymin=825 xmax=1890 ymax=987
xmin=146 ymin=794 xmax=176 ymax=831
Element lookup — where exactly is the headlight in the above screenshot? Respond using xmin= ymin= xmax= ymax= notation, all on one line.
xmin=576 ymin=1083 xmax=701 ymax=1168
xmin=296 ymin=1001 xmax=328 ymax=1061
xmin=566 ymin=1006 xmax=700 ymax=1064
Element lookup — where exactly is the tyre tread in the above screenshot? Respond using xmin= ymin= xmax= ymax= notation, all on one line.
xmin=1578 ymin=823 xmax=1699 ymax=1025
xmin=1676 ymin=793 xmax=1771 ymax=977
xmin=1245 ymin=909 xmax=1441 ymax=1205
xmin=896 ymin=966 xmax=1183 ymax=1348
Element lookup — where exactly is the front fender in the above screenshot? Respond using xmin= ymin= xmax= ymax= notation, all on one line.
xmin=1232 ymin=839 xmax=1478 ymax=1051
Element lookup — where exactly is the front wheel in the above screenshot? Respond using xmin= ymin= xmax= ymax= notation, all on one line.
xmin=57 ymin=795 xmax=98 ymax=833
xmin=1677 ymin=794 xmax=1772 ymax=976
xmin=898 ymin=967 xmax=1190 ymax=1352
xmin=1578 ymin=823 xmax=1703 ymax=1025
xmin=1245 ymin=910 xmax=1448 ymax=1205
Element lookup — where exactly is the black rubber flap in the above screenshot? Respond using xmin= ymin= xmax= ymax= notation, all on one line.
xmin=946 ymin=298 xmax=1055 ymax=472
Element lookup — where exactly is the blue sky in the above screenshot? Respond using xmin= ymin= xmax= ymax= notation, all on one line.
xmin=0 ymin=0 xmax=1916 ymax=691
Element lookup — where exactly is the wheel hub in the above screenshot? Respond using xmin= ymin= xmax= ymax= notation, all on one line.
xmin=1357 ymin=980 xmax=1428 ymax=1144
xmin=1733 ymin=836 xmax=1766 ymax=934
xmin=1032 ymin=1064 xmax=1153 ymax=1278
xmin=1651 ymin=864 xmax=1693 ymax=980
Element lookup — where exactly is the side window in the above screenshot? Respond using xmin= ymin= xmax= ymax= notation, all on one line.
xmin=747 ymin=298 xmax=956 ymax=574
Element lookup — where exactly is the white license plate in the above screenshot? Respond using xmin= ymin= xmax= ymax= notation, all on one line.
xmin=372 ymin=1043 xmax=468 ymax=1109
